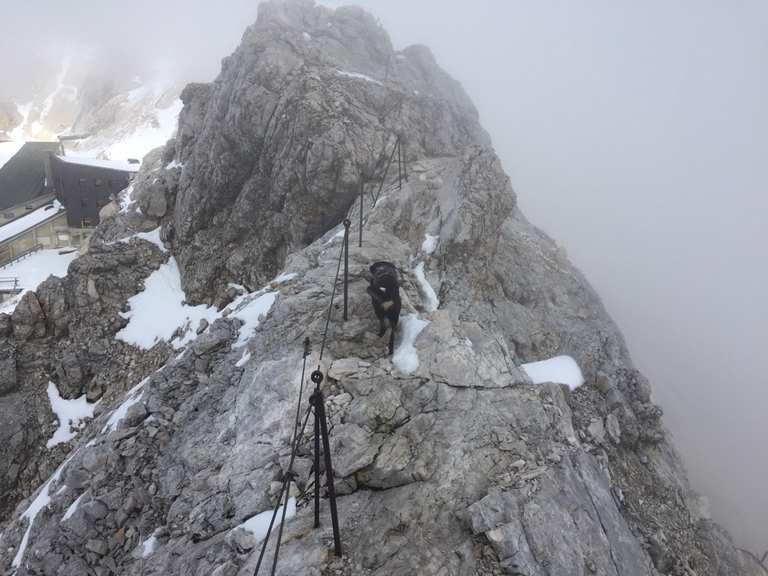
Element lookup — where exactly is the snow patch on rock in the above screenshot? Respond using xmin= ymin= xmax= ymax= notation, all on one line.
xmin=120 ymin=185 xmax=136 ymax=214
xmin=236 ymin=498 xmax=296 ymax=541
xmin=102 ymin=379 xmax=148 ymax=434
xmin=413 ymin=262 xmax=439 ymax=312
xmin=115 ymin=257 xmax=219 ymax=349
xmin=393 ymin=314 xmax=429 ymax=374
xmin=422 ymin=234 xmax=439 ymax=255
xmin=230 ymin=291 xmax=278 ymax=348
xmin=521 ymin=355 xmax=585 ymax=390
xmin=12 ymin=454 xmax=74 ymax=568
xmin=118 ymin=227 xmax=166 ymax=252
xmin=273 ymin=272 xmax=297 ymax=284
xmin=235 ymin=351 xmax=251 ymax=368
xmin=141 ymin=534 xmax=158 ymax=558
xmin=61 ymin=492 xmax=86 ymax=523
xmin=46 ymin=382 xmax=97 ymax=448
xmin=336 ymin=69 xmax=383 ymax=86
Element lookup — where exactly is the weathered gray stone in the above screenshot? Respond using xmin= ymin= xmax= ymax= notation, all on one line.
xmin=0 ymin=313 xmax=13 ymax=336
xmin=0 ymin=340 xmax=17 ymax=395
xmin=0 ymin=3 xmax=753 ymax=576
xmin=86 ymin=538 xmax=108 ymax=555
xmin=137 ymin=181 xmax=168 ymax=218
xmin=11 ymin=291 xmax=46 ymax=340
xmin=606 ymin=413 xmax=621 ymax=444
xmin=587 ymin=418 xmax=606 ymax=443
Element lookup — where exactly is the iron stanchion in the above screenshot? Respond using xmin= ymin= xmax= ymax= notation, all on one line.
xmin=342 ymin=219 xmax=350 ymax=321
xmin=316 ymin=389 xmax=342 ymax=556
xmin=397 ymin=138 xmax=402 ymax=188
xmin=308 ymin=369 xmax=342 ymax=557
xmin=359 ymin=178 xmax=364 ymax=248
xmin=312 ymin=369 xmax=322 ymax=529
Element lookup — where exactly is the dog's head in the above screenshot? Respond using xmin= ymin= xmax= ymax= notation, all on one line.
xmin=369 ymin=261 xmax=399 ymax=291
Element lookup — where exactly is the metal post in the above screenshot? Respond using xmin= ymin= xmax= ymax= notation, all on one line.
xmin=402 ymin=138 xmax=408 ymax=182
xmin=317 ymin=390 xmax=343 ymax=557
xmin=311 ymin=371 xmax=322 ymax=529
xmin=372 ymin=139 xmax=399 ymax=208
xmin=397 ymin=138 xmax=402 ymax=189
xmin=342 ymin=219 xmax=350 ymax=321
xmin=269 ymin=464 xmax=294 ymax=575
xmin=359 ymin=178 xmax=364 ymax=248
xmin=313 ymin=404 xmax=321 ymax=528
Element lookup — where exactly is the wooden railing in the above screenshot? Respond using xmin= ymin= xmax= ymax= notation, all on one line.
xmin=0 ymin=277 xmax=20 ymax=291
xmin=0 ymin=243 xmax=43 ymax=270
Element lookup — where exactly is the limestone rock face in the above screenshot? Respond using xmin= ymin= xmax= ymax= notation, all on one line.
xmin=0 ymin=2 xmax=760 ymax=576
xmin=169 ymin=0 xmax=489 ymax=302
xmin=0 ymin=340 xmax=17 ymax=395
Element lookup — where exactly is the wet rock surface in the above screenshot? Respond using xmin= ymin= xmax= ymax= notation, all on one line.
xmin=0 ymin=2 xmax=761 ymax=576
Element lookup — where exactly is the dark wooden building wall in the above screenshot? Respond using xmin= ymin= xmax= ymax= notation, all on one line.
xmin=47 ymin=156 xmax=133 ymax=228
xmin=0 ymin=142 xmax=62 ymax=212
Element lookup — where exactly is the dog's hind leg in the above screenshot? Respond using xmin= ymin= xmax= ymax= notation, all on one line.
xmin=388 ymin=319 xmax=398 ymax=355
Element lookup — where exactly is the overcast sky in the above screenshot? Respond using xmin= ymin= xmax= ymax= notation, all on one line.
xmin=2 ymin=0 xmax=766 ymax=554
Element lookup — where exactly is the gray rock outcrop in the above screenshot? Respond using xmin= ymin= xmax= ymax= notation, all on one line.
xmin=0 ymin=239 xmax=171 ymax=522
xmin=0 ymin=2 xmax=761 ymax=576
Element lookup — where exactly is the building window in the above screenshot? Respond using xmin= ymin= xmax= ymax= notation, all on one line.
xmin=80 ymin=197 xmax=88 ymax=208
xmin=95 ymin=179 xmax=103 ymax=186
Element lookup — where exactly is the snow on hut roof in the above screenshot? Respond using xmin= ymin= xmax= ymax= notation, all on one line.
xmin=0 ymin=200 xmax=64 ymax=244
xmin=56 ymin=155 xmax=141 ymax=173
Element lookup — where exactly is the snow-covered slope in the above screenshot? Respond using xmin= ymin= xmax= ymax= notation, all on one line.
xmin=63 ymin=80 xmax=184 ymax=161
xmin=0 ymin=248 xmax=77 ymax=314
xmin=6 ymin=60 xmax=183 ymax=162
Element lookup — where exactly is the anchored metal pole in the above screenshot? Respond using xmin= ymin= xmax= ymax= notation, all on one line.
xmin=402 ymin=138 xmax=408 ymax=182
xmin=317 ymin=390 xmax=342 ymax=557
xmin=397 ymin=138 xmax=402 ymax=189
xmin=308 ymin=370 xmax=343 ymax=557
xmin=269 ymin=464 xmax=294 ymax=575
xmin=372 ymin=138 xmax=399 ymax=208
xmin=359 ymin=178 xmax=364 ymax=248
xmin=342 ymin=219 xmax=350 ymax=321
xmin=311 ymin=371 xmax=322 ymax=529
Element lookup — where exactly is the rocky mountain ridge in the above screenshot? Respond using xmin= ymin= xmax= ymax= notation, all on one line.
xmin=0 ymin=1 xmax=764 ymax=575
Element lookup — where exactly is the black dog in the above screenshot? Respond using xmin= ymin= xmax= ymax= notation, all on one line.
xmin=366 ymin=261 xmax=401 ymax=355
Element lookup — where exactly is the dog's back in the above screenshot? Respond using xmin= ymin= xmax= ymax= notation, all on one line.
xmin=367 ymin=261 xmax=401 ymax=354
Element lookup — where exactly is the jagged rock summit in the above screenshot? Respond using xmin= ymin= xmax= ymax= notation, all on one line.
xmin=0 ymin=1 xmax=764 ymax=575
